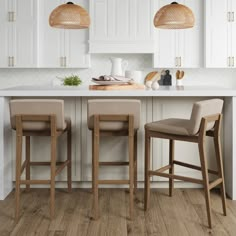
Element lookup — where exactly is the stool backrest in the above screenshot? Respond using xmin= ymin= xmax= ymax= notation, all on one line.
xmin=189 ymin=99 xmax=223 ymax=135
xmin=10 ymin=99 xmax=66 ymax=131
xmin=87 ymin=99 xmax=141 ymax=130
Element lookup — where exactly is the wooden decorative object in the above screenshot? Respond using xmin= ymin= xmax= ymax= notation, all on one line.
xmin=89 ymin=84 xmax=145 ymax=91
xmin=154 ymin=2 xmax=195 ymax=29
xmin=49 ymin=2 xmax=90 ymax=29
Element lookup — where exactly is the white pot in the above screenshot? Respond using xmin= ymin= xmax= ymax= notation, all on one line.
xmin=125 ymin=70 xmax=143 ymax=84
xmin=176 ymin=79 xmax=183 ymax=86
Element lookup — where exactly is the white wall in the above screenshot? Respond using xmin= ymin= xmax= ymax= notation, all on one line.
xmin=0 ymin=54 xmax=236 ymax=89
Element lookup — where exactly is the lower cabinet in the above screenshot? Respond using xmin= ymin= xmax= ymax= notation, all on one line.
xmin=12 ymin=97 xmax=219 ymax=185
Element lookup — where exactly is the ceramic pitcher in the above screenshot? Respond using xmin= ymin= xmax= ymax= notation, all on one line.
xmin=110 ymin=57 xmax=128 ymax=76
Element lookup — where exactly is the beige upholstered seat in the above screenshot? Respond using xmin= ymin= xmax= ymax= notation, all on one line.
xmin=10 ymin=99 xmax=67 ymax=131
xmin=87 ymin=99 xmax=141 ymax=131
xmin=145 ymin=99 xmax=224 ymax=136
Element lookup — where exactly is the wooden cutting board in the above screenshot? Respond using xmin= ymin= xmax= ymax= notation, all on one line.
xmin=89 ymin=84 xmax=145 ymax=90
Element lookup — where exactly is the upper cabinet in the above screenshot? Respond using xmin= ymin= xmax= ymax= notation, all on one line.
xmin=153 ymin=0 xmax=203 ymax=68
xmin=0 ymin=0 xmax=37 ymax=68
xmin=38 ymin=0 xmax=90 ymax=68
xmin=205 ymin=0 xmax=236 ymax=68
xmin=89 ymin=0 xmax=155 ymax=53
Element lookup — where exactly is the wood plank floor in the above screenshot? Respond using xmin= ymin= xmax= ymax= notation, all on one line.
xmin=0 ymin=188 xmax=236 ymax=236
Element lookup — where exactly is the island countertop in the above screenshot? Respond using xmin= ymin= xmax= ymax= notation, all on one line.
xmin=1 ymin=84 xmax=236 ymax=201
xmin=0 ymin=85 xmax=235 ymax=97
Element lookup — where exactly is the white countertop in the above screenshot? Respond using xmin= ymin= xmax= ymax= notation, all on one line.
xmin=0 ymin=85 xmax=235 ymax=97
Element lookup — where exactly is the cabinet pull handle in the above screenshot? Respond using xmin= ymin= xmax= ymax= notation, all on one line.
xmin=232 ymin=12 xmax=235 ymax=22
xmin=8 ymin=12 xmax=14 ymax=22
xmin=228 ymin=57 xmax=231 ymax=67
xmin=12 ymin=56 xmax=14 ymax=67
xmin=8 ymin=12 xmax=11 ymax=22
xmin=8 ymin=57 xmax=11 ymax=67
xmin=60 ymin=57 xmax=63 ymax=67
xmin=64 ymin=57 xmax=67 ymax=67
xmin=228 ymin=12 xmax=231 ymax=22
xmin=232 ymin=57 xmax=235 ymax=67
xmin=175 ymin=57 xmax=178 ymax=67
xmin=179 ymin=57 xmax=182 ymax=67
xmin=12 ymin=11 xmax=16 ymax=22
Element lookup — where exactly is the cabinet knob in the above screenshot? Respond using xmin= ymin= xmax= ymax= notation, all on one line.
xmin=228 ymin=12 xmax=231 ymax=22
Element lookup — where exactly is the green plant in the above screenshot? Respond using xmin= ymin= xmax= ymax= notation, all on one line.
xmin=63 ymin=75 xmax=82 ymax=86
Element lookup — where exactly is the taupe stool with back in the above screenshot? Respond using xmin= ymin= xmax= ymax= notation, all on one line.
xmin=10 ymin=99 xmax=72 ymax=221
xmin=87 ymin=99 xmax=141 ymax=220
xmin=144 ymin=99 xmax=227 ymax=228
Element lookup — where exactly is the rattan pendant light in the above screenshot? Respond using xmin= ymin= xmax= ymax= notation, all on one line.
xmin=49 ymin=2 xmax=90 ymax=29
xmin=154 ymin=2 xmax=195 ymax=29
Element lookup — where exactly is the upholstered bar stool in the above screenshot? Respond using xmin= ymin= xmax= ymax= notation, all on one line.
xmin=144 ymin=99 xmax=227 ymax=228
xmin=87 ymin=99 xmax=141 ymax=220
xmin=9 ymin=99 xmax=72 ymax=221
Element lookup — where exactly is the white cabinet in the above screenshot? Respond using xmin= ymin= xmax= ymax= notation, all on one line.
xmin=0 ymin=0 xmax=37 ymax=68
xmin=205 ymin=0 xmax=230 ymax=68
xmin=153 ymin=0 xmax=203 ymax=68
xmin=89 ymin=0 xmax=155 ymax=53
xmin=205 ymin=0 xmax=236 ymax=68
xmin=38 ymin=0 xmax=90 ymax=68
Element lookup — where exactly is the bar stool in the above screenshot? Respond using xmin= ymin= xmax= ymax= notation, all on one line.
xmin=144 ymin=99 xmax=227 ymax=228
xmin=87 ymin=99 xmax=141 ymax=220
xmin=9 ymin=99 xmax=72 ymax=221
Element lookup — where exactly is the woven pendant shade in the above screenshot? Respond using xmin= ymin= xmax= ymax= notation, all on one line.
xmin=154 ymin=2 xmax=195 ymax=29
xmin=49 ymin=2 xmax=90 ymax=29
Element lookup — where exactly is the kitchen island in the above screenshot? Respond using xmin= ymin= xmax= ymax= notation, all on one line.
xmin=0 ymin=85 xmax=235 ymax=201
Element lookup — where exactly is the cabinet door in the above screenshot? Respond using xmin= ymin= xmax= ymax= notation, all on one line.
xmin=231 ymin=0 xmax=236 ymax=67
xmin=65 ymin=0 xmax=91 ymax=68
xmin=12 ymin=0 xmax=37 ymax=68
xmin=0 ymin=0 xmax=11 ymax=67
xmin=153 ymin=0 xmax=177 ymax=68
xmin=180 ymin=0 xmax=203 ymax=68
xmin=205 ymin=0 xmax=229 ymax=68
xmin=38 ymin=0 xmax=64 ymax=68
xmin=89 ymin=0 xmax=154 ymax=53
xmin=153 ymin=30 xmax=177 ymax=68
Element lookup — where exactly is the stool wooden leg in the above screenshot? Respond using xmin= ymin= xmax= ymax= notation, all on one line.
xmin=50 ymin=135 xmax=57 ymax=219
xmin=15 ymin=131 xmax=23 ymax=222
xmin=198 ymin=139 xmax=212 ymax=228
xmin=144 ymin=130 xmax=151 ymax=211
xmin=169 ymin=139 xmax=174 ymax=197
xmin=134 ymin=132 xmax=138 ymax=194
xmin=93 ymin=116 xmax=99 ymax=220
xmin=67 ymin=123 xmax=72 ymax=193
xmin=25 ymin=136 xmax=30 ymax=192
xmin=129 ymin=130 xmax=134 ymax=220
xmin=214 ymin=135 xmax=227 ymax=216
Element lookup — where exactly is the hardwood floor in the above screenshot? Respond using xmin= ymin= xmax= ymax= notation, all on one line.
xmin=0 ymin=188 xmax=236 ymax=236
